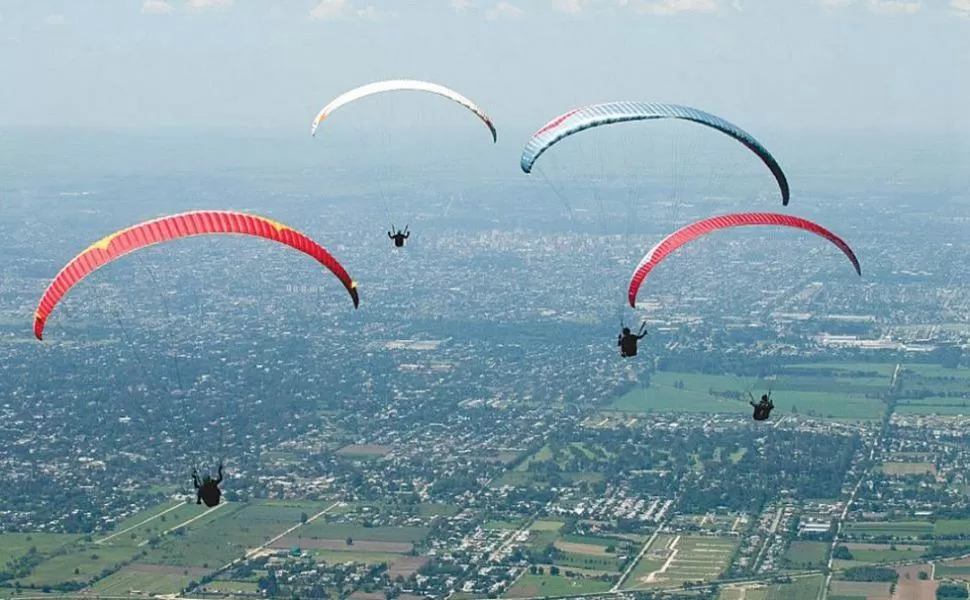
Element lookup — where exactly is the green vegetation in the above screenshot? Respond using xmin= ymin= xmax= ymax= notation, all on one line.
xmin=611 ymin=370 xmax=886 ymax=420
xmin=0 ymin=533 xmax=79 ymax=567
xmin=935 ymin=519 xmax=970 ymax=536
xmin=844 ymin=520 xmax=934 ymax=539
xmin=504 ymin=572 xmax=612 ymax=598
xmin=837 ymin=565 xmax=898 ymax=582
xmin=85 ymin=568 xmax=196 ymax=596
xmin=762 ymin=575 xmax=825 ymax=600
xmin=297 ymin=523 xmax=429 ymax=543
xmin=783 ymin=541 xmax=829 ymax=569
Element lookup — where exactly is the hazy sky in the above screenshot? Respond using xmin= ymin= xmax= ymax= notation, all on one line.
xmin=1 ymin=0 xmax=968 ymax=135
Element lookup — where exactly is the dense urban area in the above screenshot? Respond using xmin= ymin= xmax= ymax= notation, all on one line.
xmin=2 ymin=133 xmax=970 ymax=600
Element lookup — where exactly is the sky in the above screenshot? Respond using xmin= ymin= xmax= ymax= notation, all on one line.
xmin=0 ymin=0 xmax=968 ymax=137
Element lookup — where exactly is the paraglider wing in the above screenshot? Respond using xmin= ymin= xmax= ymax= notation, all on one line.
xmin=34 ymin=210 xmax=359 ymax=340
xmin=310 ymin=79 xmax=497 ymax=142
xmin=627 ymin=212 xmax=861 ymax=308
xmin=520 ymin=101 xmax=790 ymax=205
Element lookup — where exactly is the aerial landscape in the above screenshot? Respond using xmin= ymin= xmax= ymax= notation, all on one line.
xmin=1 ymin=2 xmax=970 ymax=600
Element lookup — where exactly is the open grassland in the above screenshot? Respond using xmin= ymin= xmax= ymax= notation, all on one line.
xmin=844 ymin=520 xmax=933 ymax=540
xmin=611 ymin=369 xmax=886 ymax=420
xmin=784 ymin=541 xmax=829 ymax=569
xmin=0 ymin=533 xmax=79 ymax=565
xmin=84 ymin=564 xmax=202 ymax=596
xmin=503 ymin=573 xmax=612 ymax=598
xmin=551 ymin=551 xmax=622 ymax=572
xmin=842 ymin=542 xmax=926 ymax=563
xmin=936 ymin=556 xmax=970 ymax=579
xmin=305 ymin=549 xmax=401 ymax=566
xmin=719 ymin=576 xmax=825 ymax=600
xmin=880 ymin=461 xmax=936 ymax=475
xmin=828 ymin=580 xmax=893 ymax=599
xmin=296 ymin=523 xmax=429 ymax=543
xmin=271 ymin=536 xmax=412 ymax=553
xmin=765 ymin=575 xmax=825 ymax=600
xmin=895 ymin=396 xmax=970 ymax=415
xmin=531 ymin=520 xmax=564 ymax=532
xmin=933 ymin=519 xmax=970 ymax=536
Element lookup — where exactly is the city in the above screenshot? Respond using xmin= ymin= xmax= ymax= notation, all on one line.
xmin=1 ymin=133 xmax=970 ymax=599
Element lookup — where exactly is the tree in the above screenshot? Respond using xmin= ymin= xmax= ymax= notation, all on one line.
xmin=301 ymin=512 xmax=309 ymax=524
xmin=346 ymin=537 xmax=354 ymax=546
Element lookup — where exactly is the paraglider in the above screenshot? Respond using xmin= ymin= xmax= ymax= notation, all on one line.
xmin=193 ymin=462 xmax=224 ymax=507
xmin=33 ymin=210 xmax=360 ymax=341
xmin=520 ymin=101 xmax=790 ymax=205
xmin=388 ymin=225 xmax=410 ymax=248
xmin=618 ymin=322 xmax=648 ymax=357
xmin=310 ymin=79 xmax=497 ymax=142
xmin=749 ymin=393 xmax=775 ymax=421
xmin=627 ymin=212 xmax=861 ymax=308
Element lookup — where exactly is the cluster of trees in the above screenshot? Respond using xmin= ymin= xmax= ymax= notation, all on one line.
xmin=840 ymin=566 xmax=898 ymax=582
xmin=937 ymin=583 xmax=970 ymax=598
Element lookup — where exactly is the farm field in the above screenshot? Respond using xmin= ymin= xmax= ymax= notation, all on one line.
xmin=0 ymin=498 xmax=433 ymax=596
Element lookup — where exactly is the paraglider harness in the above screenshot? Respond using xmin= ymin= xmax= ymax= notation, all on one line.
xmin=388 ymin=224 xmax=410 ymax=248
xmin=749 ymin=392 xmax=774 ymax=421
xmin=618 ymin=321 xmax=648 ymax=358
xmin=193 ymin=462 xmax=224 ymax=507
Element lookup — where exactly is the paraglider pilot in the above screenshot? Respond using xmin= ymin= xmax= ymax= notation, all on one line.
xmin=618 ymin=322 xmax=648 ymax=357
xmin=192 ymin=462 xmax=224 ymax=507
xmin=749 ymin=393 xmax=775 ymax=421
xmin=388 ymin=225 xmax=410 ymax=248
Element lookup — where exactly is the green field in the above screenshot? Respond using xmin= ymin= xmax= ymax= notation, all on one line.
xmin=843 ymin=544 xmax=925 ymax=563
xmin=103 ymin=499 xmax=184 ymax=535
xmin=844 ymin=520 xmax=934 ymax=539
xmin=514 ymin=445 xmax=553 ymax=471
xmin=765 ymin=575 xmax=825 ymax=600
xmin=552 ymin=551 xmax=621 ymax=572
xmin=307 ymin=549 xmax=400 ymax=565
xmin=784 ymin=541 xmax=829 ymax=569
xmin=504 ymin=573 xmax=612 ymax=598
xmin=895 ymin=396 xmax=970 ymax=415
xmin=893 ymin=365 xmax=970 ymax=415
xmin=532 ymin=520 xmax=564 ymax=532
xmin=484 ymin=519 xmax=525 ymax=530
xmin=0 ymin=533 xmax=79 ymax=566
xmin=297 ymin=523 xmax=429 ymax=543
xmin=610 ymin=370 xmax=886 ymax=419
xmin=935 ymin=564 xmax=970 ymax=577
xmin=786 ymin=363 xmax=897 ymax=376
xmin=559 ymin=534 xmax=621 ymax=547
xmin=85 ymin=567 xmax=196 ymax=596
xmin=16 ymin=543 xmax=139 ymax=587
xmin=934 ymin=519 xmax=970 ymax=536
